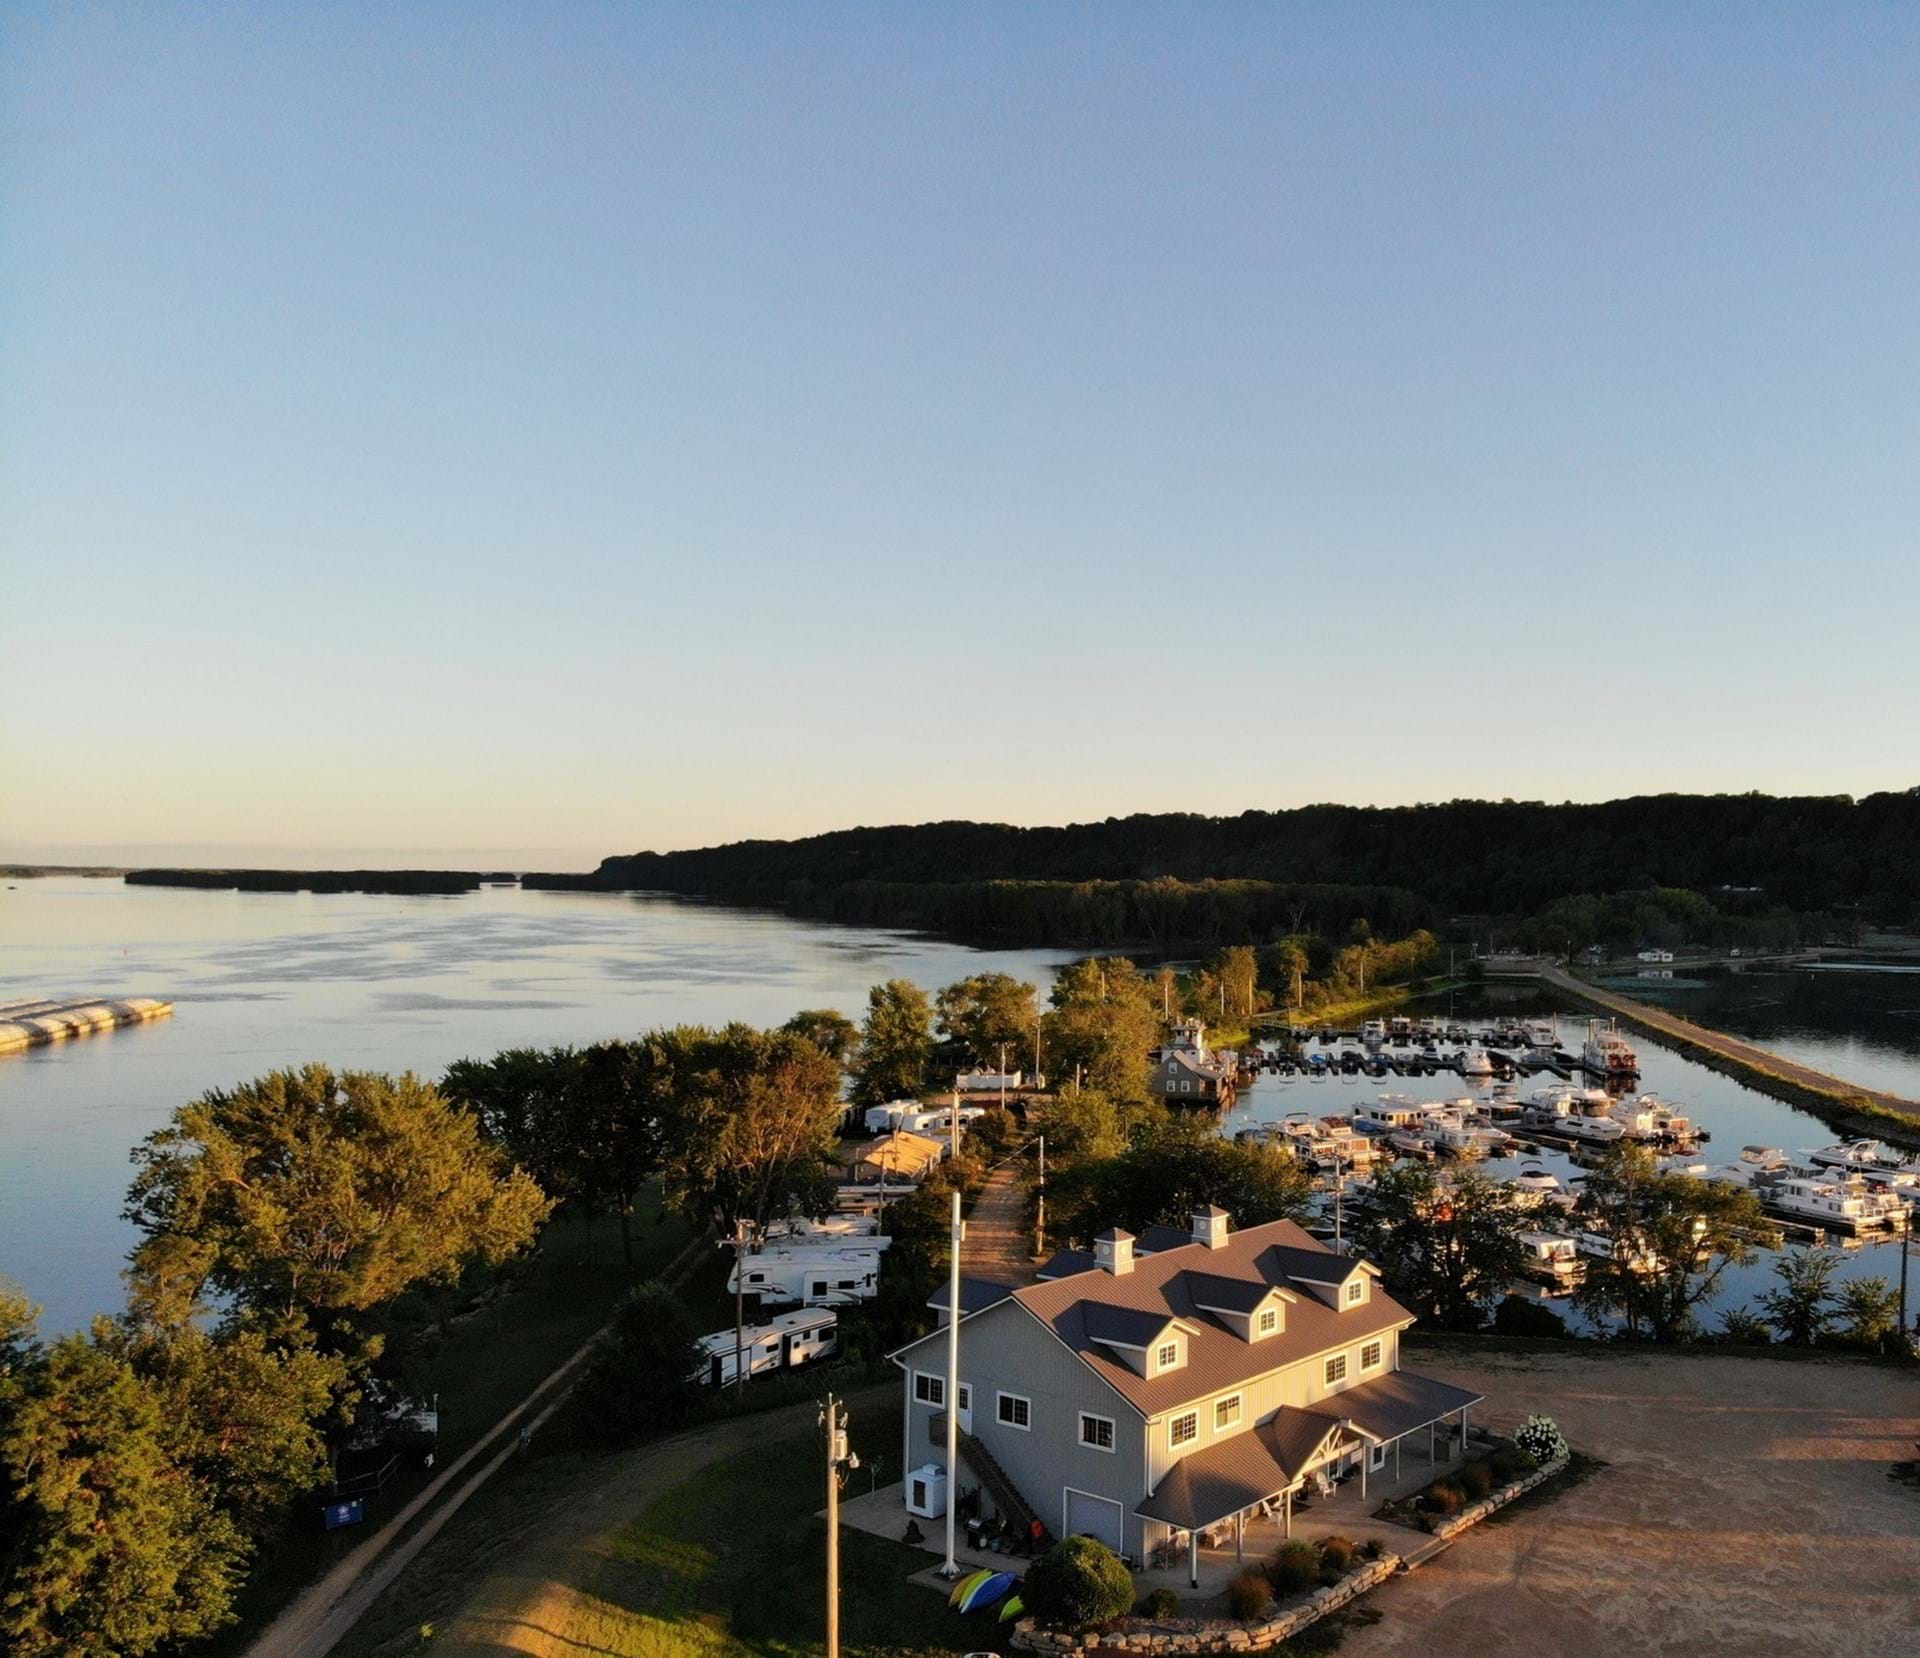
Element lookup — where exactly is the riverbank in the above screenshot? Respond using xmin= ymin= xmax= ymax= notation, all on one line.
xmin=1539 ymin=963 xmax=1920 ymax=1149
xmin=1252 ymin=977 xmax=1468 ymax=1035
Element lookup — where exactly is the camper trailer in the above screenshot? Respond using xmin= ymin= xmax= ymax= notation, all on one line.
xmin=691 ymin=1309 xmax=838 ymax=1387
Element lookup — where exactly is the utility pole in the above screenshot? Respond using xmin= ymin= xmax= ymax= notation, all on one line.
xmin=1900 ymin=1210 xmax=1913 ymax=1351
xmin=998 ymin=1041 xmax=1009 ymax=1112
xmin=822 ymin=1393 xmax=857 ymax=1658
xmin=942 ymin=1189 xmax=963 ymax=1577
xmin=1035 ymin=1135 xmax=1047 ymax=1256
xmin=726 ymin=1220 xmax=750 ymax=1394
xmin=1034 ymin=1013 xmax=1042 ymax=1086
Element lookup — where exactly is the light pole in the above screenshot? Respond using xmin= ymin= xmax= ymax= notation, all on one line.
xmin=941 ymin=1188 xmax=963 ymax=1578
xmin=822 ymin=1393 xmax=858 ymax=1658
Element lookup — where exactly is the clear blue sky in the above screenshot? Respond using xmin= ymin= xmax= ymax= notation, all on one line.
xmin=4 ymin=4 xmax=1915 ymax=869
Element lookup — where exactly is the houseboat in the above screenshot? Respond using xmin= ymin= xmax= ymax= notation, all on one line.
xmin=691 ymin=1308 xmax=838 ymax=1387
xmin=1762 ymin=1173 xmax=1908 ymax=1235
xmin=1606 ymin=1094 xmax=1700 ymax=1149
xmin=1519 ymin=1092 xmax=1627 ymax=1145
xmin=1581 ymin=1018 xmax=1640 ymax=1078
xmin=1456 ymin=1047 xmax=1495 ymax=1077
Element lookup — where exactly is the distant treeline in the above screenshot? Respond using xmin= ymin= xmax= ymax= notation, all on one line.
xmin=125 ymin=868 xmax=502 ymax=894
xmin=532 ymin=790 xmax=1920 ymax=943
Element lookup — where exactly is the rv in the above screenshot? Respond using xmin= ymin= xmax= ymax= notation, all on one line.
xmin=730 ymin=1243 xmax=886 ymax=1305
xmin=691 ymin=1308 xmax=838 ymax=1387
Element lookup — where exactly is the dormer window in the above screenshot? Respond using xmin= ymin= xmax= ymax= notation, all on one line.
xmin=1156 ymin=1340 xmax=1179 ymax=1369
xmin=1257 ymin=1307 xmax=1278 ymax=1336
xmin=1345 ymin=1278 xmax=1365 ymax=1306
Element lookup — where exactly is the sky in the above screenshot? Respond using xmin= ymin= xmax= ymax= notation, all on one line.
xmin=3 ymin=4 xmax=1916 ymax=871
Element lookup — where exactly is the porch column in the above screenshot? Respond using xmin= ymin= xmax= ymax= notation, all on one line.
xmin=1394 ymin=1436 xmax=1401 ymax=1480
xmin=1360 ymin=1449 xmax=1367 ymax=1500
xmin=1460 ymin=1405 xmax=1469 ymax=1453
xmin=1284 ymin=1488 xmax=1292 ymax=1539
xmin=1188 ymin=1528 xmax=1199 ymax=1590
xmin=1235 ymin=1510 xmax=1245 ymax=1563
xmin=1429 ymin=1422 xmax=1436 ymax=1463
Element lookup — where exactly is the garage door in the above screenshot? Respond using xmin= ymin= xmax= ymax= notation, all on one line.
xmin=1064 ymin=1489 xmax=1126 ymax=1553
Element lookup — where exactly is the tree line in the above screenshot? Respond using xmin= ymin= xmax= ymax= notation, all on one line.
xmin=557 ymin=789 xmax=1920 ymax=930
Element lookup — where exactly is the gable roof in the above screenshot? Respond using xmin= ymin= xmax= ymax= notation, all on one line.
xmin=926 ymin=1276 xmax=1019 ymax=1317
xmin=1135 ymin=1406 xmax=1351 ymax=1529
xmin=1010 ymin=1218 xmax=1413 ymax=1417
xmin=1179 ymin=1270 xmax=1293 ymax=1317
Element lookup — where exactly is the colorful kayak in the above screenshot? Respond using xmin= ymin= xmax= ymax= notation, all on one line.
xmin=948 ymin=1569 xmax=992 ymax=1608
xmin=956 ymin=1571 xmax=1015 ymax=1614
xmin=998 ymin=1593 xmax=1026 ymax=1623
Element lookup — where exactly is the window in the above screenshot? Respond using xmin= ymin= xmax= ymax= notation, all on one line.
xmin=914 ymin=1373 xmax=944 ymax=1407
xmin=1170 ymin=1411 xmax=1198 ymax=1447
xmin=1345 ymin=1279 xmax=1364 ymax=1305
xmin=996 ymin=1392 xmax=1031 ymax=1431
xmin=1256 ymin=1308 xmax=1278 ymax=1335
xmin=1156 ymin=1341 xmax=1179 ymax=1369
xmin=1213 ymin=1393 xmax=1242 ymax=1431
xmin=1324 ymin=1353 xmax=1348 ymax=1386
xmin=811 ymin=1280 xmax=827 ymax=1297
xmin=1368 ymin=1442 xmax=1386 ymax=1472
xmin=1079 ymin=1412 xmax=1116 ymax=1452
xmin=957 ymin=1383 xmax=971 ymax=1414
xmin=835 ymin=1279 xmax=856 ymax=1290
xmin=1360 ymin=1340 xmax=1382 ymax=1372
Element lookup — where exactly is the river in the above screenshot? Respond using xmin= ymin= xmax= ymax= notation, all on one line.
xmin=3 ymin=879 xmax=1914 ymax=1336
xmin=0 ymin=876 xmax=1069 ymax=1332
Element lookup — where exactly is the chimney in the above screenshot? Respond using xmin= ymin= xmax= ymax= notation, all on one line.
xmin=1093 ymin=1227 xmax=1136 ymax=1276
xmin=1192 ymin=1206 xmax=1230 ymax=1250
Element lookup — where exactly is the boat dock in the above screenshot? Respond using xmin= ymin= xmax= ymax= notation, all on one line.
xmin=0 ymin=996 xmax=174 ymax=1056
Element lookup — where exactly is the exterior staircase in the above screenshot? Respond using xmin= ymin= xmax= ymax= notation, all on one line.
xmin=929 ymin=1411 xmax=1043 ymax=1538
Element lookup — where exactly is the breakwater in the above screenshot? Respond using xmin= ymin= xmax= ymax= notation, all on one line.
xmin=0 ymin=996 xmax=174 ymax=1056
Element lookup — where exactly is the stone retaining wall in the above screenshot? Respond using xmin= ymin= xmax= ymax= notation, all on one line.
xmin=1012 ymin=1454 xmax=1570 ymax=1656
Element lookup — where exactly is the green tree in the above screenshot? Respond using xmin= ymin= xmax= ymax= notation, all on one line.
xmin=1834 ymin=1275 xmax=1901 ymax=1350
xmin=1045 ymin=957 xmax=1159 ymax=1103
xmin=780 ymin=1008 xmax=858 ymax=1065
xmin=1215 ymin=945 xmax=1259 ymax=1017
xmin=1348 ymin=1164 xmax=1530 ymax=1331
xmin=567 ymin=1282 xmax=703 ymax=1445
xmin=935 ymin=972 xmax=1039 ymax=1072
xmin=1757 ymin=1249 xmax=1838 ymax=1346
xmin=1572 ymin=1145 xmax=1775 ymax=1341
xmin=573 ymin=1039 xmax=676 ymax=1266
xmin=442 ymin=1046 xmax=589 ymax=1218
xmin=852 ymin=979 xmax=934 ymax=1105
xmin=658 ymin=1025 xmax=845 ymax=1238
xmin=1028 ymin=1088 xmax=1124 ymax=1162
xmin=0 ymin=1330 xmax=246 ymax=1657
xmin=124 ymin=1066 xmax=553 ymax=1344
xmin=1048 ymin=1118 xmax=1314 ymax=1243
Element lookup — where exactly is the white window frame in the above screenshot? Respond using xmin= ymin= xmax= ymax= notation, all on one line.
xmin=996 ymin=1390 xmax=1032 ymax=1431
xmin=1324 ymin=1353 xmax=1348 ymax=1386
xmin=1079 ymin=1411 xmax=1116 ymax=1454
xmin=1156 ymin=1340 xmax=1179 ymax=1370
xmin=1345 ymin=1279 xmax=1365 ymax=1305
xmin=1257 ymin=1307 xmax=1278 ymax=1336
xmin=914 ymin=1371 xmax=944 ymax=1407
xmin=1213 ymin=1392 xmax=1243 ymax=1432
xmin=1368 ymin=1441 xmax=1387 ymax=1471
xmin=1360 ymin=1339 xmax=1383 ymax=1373
xmin=1170 ymin=1410 xmax=1198 ymax=1448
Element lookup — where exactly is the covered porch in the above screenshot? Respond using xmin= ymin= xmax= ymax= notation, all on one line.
xmin=1133 ymin=1370 xmax=1484 ymax=1592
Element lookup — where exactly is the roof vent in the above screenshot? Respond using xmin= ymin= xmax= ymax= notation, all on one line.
xmin=1094 ymin=1227 xmax=1136 ymax=1276
xmin=1192 ymin=1206 xmax=1230 ymax=1250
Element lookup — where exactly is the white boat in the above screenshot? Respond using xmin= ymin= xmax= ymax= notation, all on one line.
xmin=1519 ymin=1229 xmax=1583 ymax=1290
xmin=1426 ymin=1111 xmax=1512 ymax=1158
xmin=1524 ymin=1019 xmax=1558 ymax=1056
xmin=1508 ymin=1163 xmax=1570 ymax=1203
xmin=1763 ymin=1174 xmax=1907 ymax=1234
xmin=1519 ymin=1093 xmax=1626 ymax=1144
xmin=1806 ymin=1139 xmax=1920 ymax=1180
xmin=1456 ymin=1047 xmax=1494 ymax=1077
xmin=1361 ymin=1018 xmax=1388 ymax=1047
xmin=1572 ymin=1229 xmax=1660 ymax=1273
xmin=1581 ymin=1018 xmax=1640 ymax=1077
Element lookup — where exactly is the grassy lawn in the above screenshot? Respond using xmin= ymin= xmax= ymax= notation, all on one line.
xmin=539 ymin=1395 xmax=976 ymax=1658
xmin=211 ymin=1194 xmax=695 ymax=1652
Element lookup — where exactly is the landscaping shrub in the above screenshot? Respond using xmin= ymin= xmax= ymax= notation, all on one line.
xmin=1488 ymin=1445 xmax=1536 ymax=1483
xmin=1362 ymin=1537 xmax=1385 ymax=1560
xmin=1138 ymin=1589 xmax=1182 ymax=1620
xmin=1423 ymin=1481 xmax=1463 ymax=1517
xmin=1268 ymin=1539 xmax=1321 ymax=1594
xmin=1459 ymin=1460 xmax=1494 ymax=1499
xmin=1317 ymin=1535 xmax=1355 ymax=1572
xmin=1024 ymin=1535 xmax=1136 ymax=1630
xmin=1513 ymin=1414 xmax=1569 ymax=1466
xmin=1228 ymin=1569 xmax=1274 ymax=1620
xmin=1492 ymin=1294 xmax=1568 ymax=1337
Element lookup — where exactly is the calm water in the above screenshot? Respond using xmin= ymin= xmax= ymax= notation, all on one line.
xmin=0 ymin=877 xmax=1069 ymax=1332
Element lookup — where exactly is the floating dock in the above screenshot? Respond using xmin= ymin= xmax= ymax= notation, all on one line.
xmin=0 ymin=996 xmax=174 ymax=1056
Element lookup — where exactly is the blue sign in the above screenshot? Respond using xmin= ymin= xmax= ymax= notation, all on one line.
xmin=321 ymin=1499 xmax=365 ymax=1531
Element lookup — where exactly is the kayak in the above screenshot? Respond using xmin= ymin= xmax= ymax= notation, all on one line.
xmin=998 ymin=1593 xmax=1026 ymax=1623
xmin=956 ymin=1570 xmax=1015 ymax=1614
xmin=948 ymin=1568 xmax=992 ymax=1608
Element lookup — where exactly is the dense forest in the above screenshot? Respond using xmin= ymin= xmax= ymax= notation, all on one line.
xmin=528 ymin=792 xmax=1920 ymax=947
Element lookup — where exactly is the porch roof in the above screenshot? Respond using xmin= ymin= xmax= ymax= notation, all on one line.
xmin=1131 ymin=1369 xmax=1485 ymax=1533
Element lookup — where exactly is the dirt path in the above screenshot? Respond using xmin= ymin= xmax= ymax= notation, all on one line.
xmin=965 ymin=1165 xmax=1039 ymax=1286
xmin=1348 ymin=1346 xmax=1920 ymax=1658
xmin=1540 ymin=962 xmax=1920 ymax=1120
xmin=338 ymin=1383 xmax=894 ymax=1658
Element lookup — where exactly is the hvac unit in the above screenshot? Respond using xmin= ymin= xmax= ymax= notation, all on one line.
xmin=906 ymin=1463 xmax=949 ymax=1518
